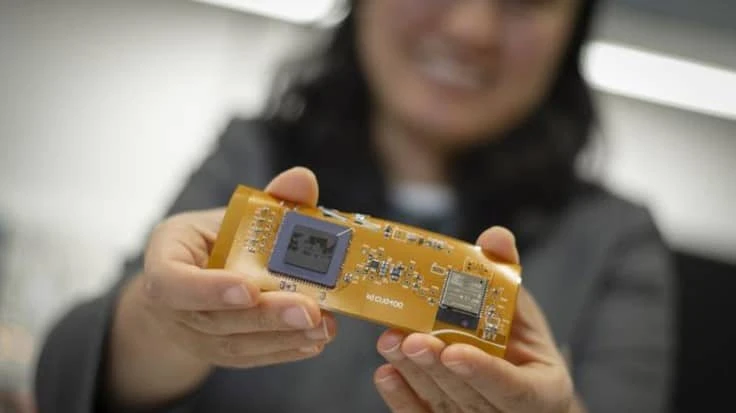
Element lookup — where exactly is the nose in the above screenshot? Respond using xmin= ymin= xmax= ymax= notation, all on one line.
xmin=442 ymin=0 xmax=501 ymax=56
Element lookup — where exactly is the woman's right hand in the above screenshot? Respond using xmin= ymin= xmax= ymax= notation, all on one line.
xmin=108 ymin=167 xmax=336 ymax=407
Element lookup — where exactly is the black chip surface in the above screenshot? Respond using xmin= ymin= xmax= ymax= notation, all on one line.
xmin=284 ymin=225 xmax=337 ymax=274
xmin=268 ymin=212 xmax=351 ymax=288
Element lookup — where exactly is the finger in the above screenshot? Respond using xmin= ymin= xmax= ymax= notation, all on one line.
xmin=192 ymin=327 xmax=333 ymax=359
xmin=179 ymin=300 xmax=336 ymax=336
xmin=475 ymin=226 xmax=519 ymax=264
xmin=265 ymin=167 xmax=319 ymax=207
xmin=142 ymin=265 xmax=261 ymax=311
xmin=400 ymin=334 xmax=497 ymax=413
xmin=513 ymin=288 xmax=556 ymax=344
xmin=167 ymin=208 xmax=226 ymax=242
xmin=219 ymin=346 xmax=325 ymax=369
xmin=146 ymin=209 xmax=226 ymax=269
xmin=159 ymin=315 xmax=327 ymax=367
xmin=502 ymin=288 xmax=562 ymax=367
xmin=378 ymin=331 xmax=459 ymax=413
xmin=440 ymin=344 xmax=535 ymax=412
xmin=374 ymin=364 xmax=427 ymax=413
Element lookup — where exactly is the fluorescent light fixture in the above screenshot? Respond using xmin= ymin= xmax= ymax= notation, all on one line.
xmin=191 ymin=0 xmax=343 ymax=25
xmin=583 ymin=41 xmax=736 ymax=121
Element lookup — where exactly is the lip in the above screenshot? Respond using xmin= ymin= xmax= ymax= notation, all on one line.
xmin=414 ymin=41 xmax=489 ymax=93
xmin=418 ymin=57 xmax=484 ymax=91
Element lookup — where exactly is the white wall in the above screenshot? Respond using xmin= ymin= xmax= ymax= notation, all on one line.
xmin=588 ymin=3 xmax=736 ymax=262
xmin=0 ymin=0 xmax=311 ymax=259
xmin=0 ymin=0 xmax=314 ymax=350
xmin=0 ymin=0 xmax=734 ymax=333
xmin=593 ymin=93 xmax=736 ymax=262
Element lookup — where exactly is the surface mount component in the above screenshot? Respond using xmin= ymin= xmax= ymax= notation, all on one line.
xmin=208 ymin=185 xmax=522 ymax=357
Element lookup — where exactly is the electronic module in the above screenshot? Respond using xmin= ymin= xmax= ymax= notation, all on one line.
xmin=208 ymin=185 xmax=522 ymax=357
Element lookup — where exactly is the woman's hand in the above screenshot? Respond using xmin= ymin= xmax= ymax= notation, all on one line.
xmin=374 ymin=227 xmax=584 ymax=413
xmin=109 ymin=167 xmax=336 ymax=407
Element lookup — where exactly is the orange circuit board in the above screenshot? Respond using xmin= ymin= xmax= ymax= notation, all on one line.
xmin=208 ymin=185 xmax=522 ymax=357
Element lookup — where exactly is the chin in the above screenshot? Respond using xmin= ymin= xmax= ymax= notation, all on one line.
xmin=405 ymin=109 xmax=509 ymax=149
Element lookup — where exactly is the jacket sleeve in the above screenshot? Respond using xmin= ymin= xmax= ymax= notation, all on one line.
xmin=34 ymin=119 xmax=276 ymax=413
xmin=571 ymin=207 xmax=676 ymax=413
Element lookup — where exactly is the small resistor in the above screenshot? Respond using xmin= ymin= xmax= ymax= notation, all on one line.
xmin=379 ymin=261 xmax=389 ymax=277
xmin=367 ymin=259 xmax=381 ymax=271
xmin=390 ymin=265 xmax=403 ymax=282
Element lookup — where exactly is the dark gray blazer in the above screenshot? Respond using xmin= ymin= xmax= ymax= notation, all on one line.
xmin=35 ymin=120 xmax=675 ymax=413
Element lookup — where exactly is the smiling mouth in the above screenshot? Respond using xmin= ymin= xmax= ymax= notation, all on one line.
xmin=415 ymin=42 xmax=489 ymax=91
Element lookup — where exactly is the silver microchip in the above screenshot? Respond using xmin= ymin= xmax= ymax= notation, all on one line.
xmin=440 ymin=271 xmax=488 ymax=316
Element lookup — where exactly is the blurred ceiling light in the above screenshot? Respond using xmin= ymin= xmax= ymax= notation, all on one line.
xmin=583 ymin=41 xmax=736 ymax=121
xmin=191 ymin=0 xmax=345 ymax=25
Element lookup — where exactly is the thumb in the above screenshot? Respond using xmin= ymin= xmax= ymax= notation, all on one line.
xmin=264 ymin=167 xmax=320 ymax=207
xmin=475 ymin=226 xmax=520 ymax=265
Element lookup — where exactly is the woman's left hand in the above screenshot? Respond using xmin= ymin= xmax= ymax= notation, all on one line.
xmin=374 ymin=227 xmax=583 ymax=413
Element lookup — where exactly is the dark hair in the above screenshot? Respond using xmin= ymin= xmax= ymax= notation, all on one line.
xmin=266 ymin=0 xmax=601 ymax=243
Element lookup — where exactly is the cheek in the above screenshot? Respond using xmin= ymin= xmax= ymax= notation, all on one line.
xmin=502 ymin=18 xmax=571 ymax=99
xmin=357 ymin=1 xmax=440 ymax=115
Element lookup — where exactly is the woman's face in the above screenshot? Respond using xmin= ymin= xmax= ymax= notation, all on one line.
xmin=356 ymin=0 xmax=582 ymax=146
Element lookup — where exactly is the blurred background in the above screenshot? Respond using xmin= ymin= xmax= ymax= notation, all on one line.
xmin=0 ymin=0 xmax=733 ymax=411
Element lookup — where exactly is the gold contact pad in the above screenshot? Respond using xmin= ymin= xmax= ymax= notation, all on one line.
xmin=209 ymin=186 xmax=521 ymax=358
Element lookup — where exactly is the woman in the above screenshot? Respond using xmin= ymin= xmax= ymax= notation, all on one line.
xmin=36 ymin=0 xmax=674 ymax=412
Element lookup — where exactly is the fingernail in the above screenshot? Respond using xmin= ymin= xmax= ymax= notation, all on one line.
xmin=299 ymin=346 xmax=320 ymax=354
xmin=406 ymin=348 xmax=434 ymax=365
xmin=376 ymin=374 xmax=400 ymax=392
xmin=444 ymin=361 xmax=472 ymax=377
xmin=378 ymin=334 xmax=404 ymax=361
xmin=305 ymin=320 xmax=330 ymax=341
xmin=282 ymin=306 xmax=314 ymax=329
xmin=222 ymin=285 xmax=250 ymax=305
